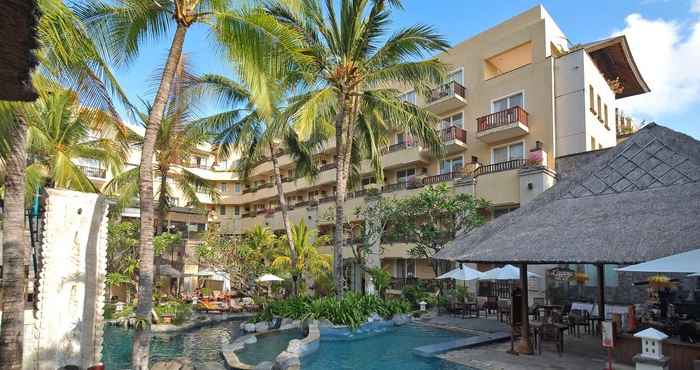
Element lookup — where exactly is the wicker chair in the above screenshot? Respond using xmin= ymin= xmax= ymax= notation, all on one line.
xmin=538 ymin=323 xmax=563 ymax=356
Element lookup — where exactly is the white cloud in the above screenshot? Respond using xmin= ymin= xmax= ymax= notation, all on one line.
xmin=611 ymin=13 xmax=700 ymax=118
xmin=692 ymin=0 xmax=700 ymax=13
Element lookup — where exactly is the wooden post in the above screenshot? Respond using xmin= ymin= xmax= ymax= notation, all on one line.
xmin=516 ymin=263 xmax=533 ymax=354
xmin=597 ymin=264 xmax=605 ymax=334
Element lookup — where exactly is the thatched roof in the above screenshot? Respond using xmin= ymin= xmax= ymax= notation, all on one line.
xmin=0 ymin=0 xmax=40 ymax=101
xmin=435 ymin=123 xmax=700 ymax=264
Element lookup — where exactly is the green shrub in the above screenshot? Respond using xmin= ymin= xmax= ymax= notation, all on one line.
xmin=154 ymin=300 xmax=192 ymax=325
xmin=104 ymin=303 xmax=116 ymax=320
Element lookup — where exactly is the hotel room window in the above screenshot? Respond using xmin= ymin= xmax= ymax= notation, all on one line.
xmin=589 ymin=85 xmax=595 ymax=113
xmin=219 ymin=183 xmax=227 ymax=192
xmin=219 ymin=205 xmax=226 ymax=215
xmin=234 ymin=183 xmax=241 ymax=192
xmin=234 ymin=206 xmax=240 ymax=216
xmin=597 ymin=95 xmax=602 ymax=122
xmin=604 ymin=104 xmax=609 ymax=129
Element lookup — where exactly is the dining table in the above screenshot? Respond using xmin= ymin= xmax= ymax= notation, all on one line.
xmin=530 ymin=320 xmax=568 ymax=354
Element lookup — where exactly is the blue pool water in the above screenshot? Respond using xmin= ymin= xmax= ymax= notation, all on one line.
xmin=103 ymin=321 xmax=475 ymax=369
xmin=302 ymin=324 xmax=474 ymax=370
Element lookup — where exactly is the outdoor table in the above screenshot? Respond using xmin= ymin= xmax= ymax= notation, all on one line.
xmin=531 ymin=320 xmax=568 ymax=354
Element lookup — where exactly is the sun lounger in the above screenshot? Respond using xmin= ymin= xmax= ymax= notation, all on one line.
xmin=197 ymin=300 xmax=224 ymax=313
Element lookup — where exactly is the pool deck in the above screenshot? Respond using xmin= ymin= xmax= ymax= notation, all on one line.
xmin=418 ymin=314 xmax=635 ymax=370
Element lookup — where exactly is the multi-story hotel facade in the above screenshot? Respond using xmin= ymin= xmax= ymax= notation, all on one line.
xmin=83 ymin=6 xmax=647 ymax=293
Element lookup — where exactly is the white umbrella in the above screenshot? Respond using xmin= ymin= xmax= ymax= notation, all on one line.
xmin=437 ymin=266 xmax=483 ymax=281
xmin=688 ymin=272 xmax=700 ymax=277
xmin=481 ymin=264 xmax=541 ymax=280
xmin=256 ymin=273 xmax=284 ymax=282
xmin=617 ymin=249 xmax=700 ymax=273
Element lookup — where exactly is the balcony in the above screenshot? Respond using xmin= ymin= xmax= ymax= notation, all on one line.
xmin=440 ymin=126 xmax=467 ymax=154
xmin=472 ymin=159 xmax=527 ymax=177
xmin=79 ymin=165 xmax=106 ymax=179
xmin=319 ymin=162 xmax=337 ymax=172
xmin=476 ymin=106 xmax=529 ymax=143
xmin=425 ymin=81 xmax=467 ymax=114
xmin=422 ymin=171 xmax=461 ymax=185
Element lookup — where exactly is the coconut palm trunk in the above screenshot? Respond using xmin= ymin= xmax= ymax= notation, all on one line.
xmin=332 ymin=97 xmax=351 ymax=297
xmin=0 ymin=116 xmax=29 ymax=370
xmin=268 ymin=143 xmax=299 ymax=295
xmin=132 ymin=24 xmax=188 ymax=370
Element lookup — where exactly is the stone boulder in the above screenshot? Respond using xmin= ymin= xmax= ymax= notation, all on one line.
xmin=243 ymin=323 xmax=257 ymax=332
xmin=151 ymin=358 xmax=194 ymax=370
xmin=391 ymin=313 xmax=411 ymax=326
xmin=255 ymin=321 xmax=270 ymax=333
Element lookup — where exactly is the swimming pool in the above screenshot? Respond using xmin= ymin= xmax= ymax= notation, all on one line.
xmin=302 ymin=324 xmax=474 ymax=370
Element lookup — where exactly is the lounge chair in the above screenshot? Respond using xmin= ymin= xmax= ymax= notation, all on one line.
xmin=197 ymin=300 xmax=224 ymax=313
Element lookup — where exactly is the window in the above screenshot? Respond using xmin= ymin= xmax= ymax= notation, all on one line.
xmin=591 ymin=137 xmax=597 ymax=150
xmin=308 ymin=190 xmax=319 ymax=199
xmin=447 ymin=69 xmax=463 ymax=84
xmin=492 ymin=142 xmax=524 ymax=163
xmin=219 ymin=183 xmax=227 ymax=192
xmin=395 ymin=259 xmax=416 ymax=278
xmin=400 ymin=91 xmax=416 ymax=105
xmin=589 ymin=85 xmax=596 ymax=113
xmin=604 ymin=104 xmax=609 ymax=129
xmin=396 ymin=168 xmax=416 ymax=183
xmin=234 ymin=183 xmax=241 ymax=192
xmin=219 ymin=205 xmax=226 ymax=215
xmin=440 ymin=157 xmax=463 ymax=174
xmin=406 ymin=259 xmax=416 ymax=278
xmin=441 ymin=112 xmax=464 ymax=129
xmin=396 ymin=132 xmax=406 ymax=144
xmin=234 ymin=206 xmax=240 ymax=216
xmin=362 ymin=177 xmax=377 ymax=187
xmin=597 ymin=95 xmax=602 ymax=122
xmin=492 ymin=92 xmax=523 ymax=113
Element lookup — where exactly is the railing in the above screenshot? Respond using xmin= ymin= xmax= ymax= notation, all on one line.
xmin=294 ymin=200 xmax=309 ymax=208
xmin=318 ymin=195 xmax=336 ymax=204
xmin=476 ymin=106 xmax=529 ymax=132
xmin=319 ymin=162 xmax=337 ymax=171
xmin=427 ymin=81 xmax=466 ymax=103
xmin=421 ymin=172 xmax=459 ymax=185
xmin=79 ymin=165 xmax=106 ymax=178
xmin=440 ymin=126 xmax=467 ymax=143
xmin=186 ymin=162 xmax=211 ymax=170
xmin=386 ymin=141 xmax=413 ymax=153
xmin=472 ymin=159 xmax=528 ymax=177
xmin=381 ymin=182 xmax=407 ymax=193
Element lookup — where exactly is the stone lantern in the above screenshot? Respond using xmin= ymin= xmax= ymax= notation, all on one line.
xmin=419 ymin=301 xmax=427 ymax=311
xmin=633 ymin=328 xmax=670 ymax=370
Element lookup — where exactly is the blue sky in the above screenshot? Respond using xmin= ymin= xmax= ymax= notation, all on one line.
xmin=113 ymin=0 xmax=700 ymax=139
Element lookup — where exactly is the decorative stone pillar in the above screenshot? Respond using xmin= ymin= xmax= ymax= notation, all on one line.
xmin=453 ymin=176 xmax=477 ymax=195
xmin=29 ymin=189 xmax=109 ymax=370
xmin=633 ymin=328 xmax=670 ymax=370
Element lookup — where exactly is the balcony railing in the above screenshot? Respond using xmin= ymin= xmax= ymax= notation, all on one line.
xmin=381 ymin=182 xmax=407 ymax=193
xmin=386 ymin=141 xmax=413 ymax=153
xmin=440 ymin=126 xmax=467 ymax=142
xmin=422 ymin=172 xmax=460 ymax=185
xmin=186 ymin=162 xmax=212 ymax=170
xmin=318 ymin=195 xmax=336 ymax=204
xmin=319 ymin=162 xmax=337 ymax=172
xmin=472 ymin=159 xmax=528 ymax=177
xmin=427 ymin=81 xmax=466 ymax=103
xmin=79 ymin=165 xmax=106 ymax=178
xmin=477 ymin=106 xmax=529 ymax=132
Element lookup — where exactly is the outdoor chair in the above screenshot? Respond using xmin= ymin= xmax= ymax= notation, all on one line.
xmin=483 ymin=296 xmax=498 ymax=316
xmin=538 ymin=323 xmax=563 ymax=356
xmin=566 ymin=309 xmax=591 ymax=337
xmin=197 ymin=300 xmax=224 ymax=314
xmin=497 ymin=300 xmax=512 ymax=324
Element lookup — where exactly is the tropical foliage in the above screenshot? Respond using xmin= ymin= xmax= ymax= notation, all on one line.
xmin=218 ymin=0 xmax=450 ymax=294
xmin=271 ymin=221 xmax=332 ymax=291
xmin=253 ymin=293 xmax=411 ymax=329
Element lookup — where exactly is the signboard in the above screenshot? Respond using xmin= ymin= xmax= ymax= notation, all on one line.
xmin=547 ymin=267 xmax=575 ymax=282
xmin=601 ymin=321 xmax=614 ymax=348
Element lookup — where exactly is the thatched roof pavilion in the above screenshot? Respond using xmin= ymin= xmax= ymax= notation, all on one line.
xmin=434 ymin=123 xmax=700 ymax=354
xmin=435 ymin=123 xmax=700 ymax=265
xmin=0 ymin=0 xmax=40 ymax=101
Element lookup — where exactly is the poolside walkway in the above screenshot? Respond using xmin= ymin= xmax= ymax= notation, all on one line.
xmin=418 ymin=314 xmax=634 ymax=370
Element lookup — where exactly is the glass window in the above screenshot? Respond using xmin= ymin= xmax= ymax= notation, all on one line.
xmin=396 ymin=168 xmax=416 ymax=183
xmin=493 ymin=146 xmax=508 ymax=163
xmin=234 ymin=183 xmax=241 ymax=192
xmin=492 ymin=92 xmax=523 ymax=113
xmin=219 ymin=205 xmax=226 ymax=215
xmin=589 ymin=85 xmax=595 ymax=113
xmin=406 ymin=259 xmax=416 ymax=277
xmin=509 ymin=142 xmax=524 ymax=159
xmin=441 ymin=112 xmax=463 ymax=129
xmin=396 ymin=132 xmax=405 ymax=144
xmin=234 ymin=206 xmax=240 ymax=216
xmin=440 ymin=157 xmax=463 ymax=174
xmin=447 ymin=69 xmax=463 ymax=84
xmin=219 ymin=183 xmax=227 ymax=192
xmin=400 ymin=91 xmax=416 ymax=105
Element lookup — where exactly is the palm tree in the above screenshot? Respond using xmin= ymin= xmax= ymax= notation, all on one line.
xmin=220 ymin=0 xmax=449 ymax=295
xmin=22 ymin=87 xmax=129 ymax=194
xmin=76 ymin=1 xmax=240 ymax=363
xmin=190 ymin=74 xmax=318 ymax=296
xmin=271 ymin=221 xmax=332 ymax=292
xmin=0 ymin=0 xmax=129 ymax=366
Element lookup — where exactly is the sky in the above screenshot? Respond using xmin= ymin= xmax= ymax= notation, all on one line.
xmin=112 ymin=0 xmax=700 ymax=139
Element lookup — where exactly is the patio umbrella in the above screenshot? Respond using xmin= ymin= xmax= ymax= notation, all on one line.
xmin=481 ymin=264 xmax=542 ymax=280
xmin=689 ymin=272 xmax=700 ymax=277
xmin=436 ymin=266 xmax=483 ymax=281
xmin=256 ymin=273 xmax=284 ymax=282
xmin=617 ymin=249 xmax=700 ymax=273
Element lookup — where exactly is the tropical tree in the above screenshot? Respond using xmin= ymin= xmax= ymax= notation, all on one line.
xmin=271 ymin=221 xmax=332 ymax=292
xmin=22 ymin=87 xmax=129 ymax=194
xmin=189 ymin=74 xmax=318 ymax=295
xmin=221 ymin=0 xmax=450 ymax=295
xmin=240 ymin=225 xmax=278 ymax=274
xmin=76 ymin=0 xmax=269 ymax=360
xmin=195 ymin=225 xmax=247 ymax=290
xmin=386 ymin=184 xmax=490 ymax=276
xmin=106 ymin=220 xmax=141 ymax=302
xmin=0 ymin=0 xmax=129 ymax=366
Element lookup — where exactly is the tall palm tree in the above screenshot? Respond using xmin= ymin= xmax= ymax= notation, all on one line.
xmin=0 ymin=0 xmax=129 ymax=366
xmin=271 ymin=221 xmax=332 ymax=291
xmin=220 ymin=0 xmax=449 ymax=295
xmin=190 ymin=74 xmax=318 ymax=295
xmin=76 ymin=0 xmax=239 ymax=364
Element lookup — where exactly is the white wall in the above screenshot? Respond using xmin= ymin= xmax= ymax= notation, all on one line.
xmin=555 ymin=49 xmax=618 ymax=157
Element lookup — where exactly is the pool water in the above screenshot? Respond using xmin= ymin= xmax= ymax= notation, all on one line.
xmin=102 ymin=321 xmax=244 ymax=369
xmin=302 ymin=324 xmax=474 ymax=370
xmin=236 ymin=330 xmax=303 ymax=365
